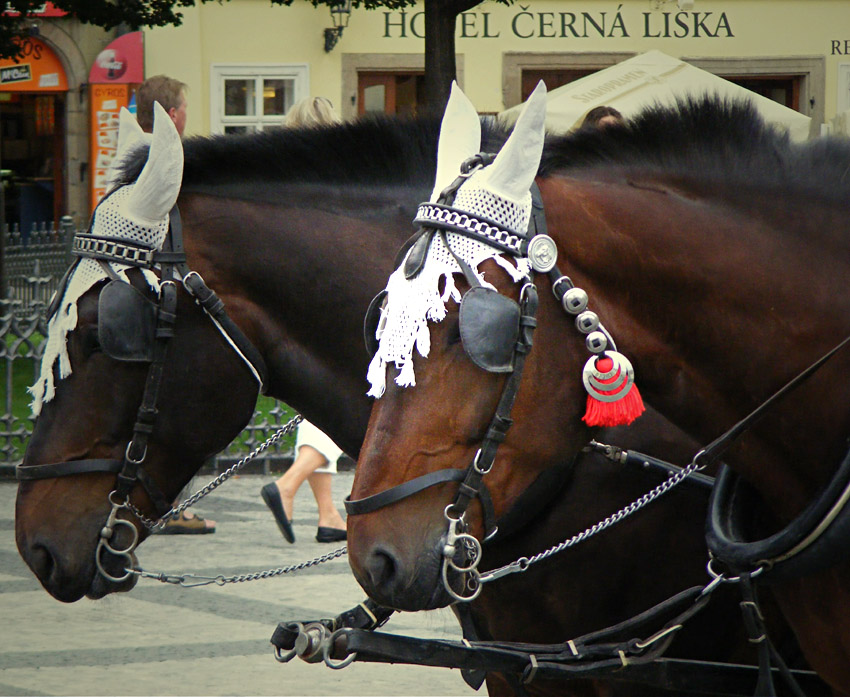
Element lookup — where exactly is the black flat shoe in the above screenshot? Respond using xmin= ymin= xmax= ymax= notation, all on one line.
xmin=261 ymin=483 xmax=295 ymax=543
xmin=316 ymin=526 xmax=347 ymax=543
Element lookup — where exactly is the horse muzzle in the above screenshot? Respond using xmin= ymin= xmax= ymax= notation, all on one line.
xmin=16 ymin=491 xmax=141 ymax=602
xmin=348 ymin=525 xmax=453 ymax=611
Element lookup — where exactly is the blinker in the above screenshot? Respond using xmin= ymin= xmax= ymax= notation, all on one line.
xmin=98 ymin=280 xmax=158 ymax=362
xmin=364 ymin=290 xmax=388 ymax=358
xmin=459 ymin=286 xmax=521 ymax=373
xmin=404 ymin=231 xmax=433 ymax=280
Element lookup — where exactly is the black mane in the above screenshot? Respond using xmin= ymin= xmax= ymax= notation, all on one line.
xmin=119 ymin=114 xmax=510 ymax=194
xmin=120 ymin=96 xmax=849 ymax=205
xmin=539 ymin=95 xmax=850 ymax=204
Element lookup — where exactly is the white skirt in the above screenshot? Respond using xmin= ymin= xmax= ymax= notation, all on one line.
xmin=294 ymin=419 xmax=343 ymax=473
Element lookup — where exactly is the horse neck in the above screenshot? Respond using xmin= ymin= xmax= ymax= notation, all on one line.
xmin=177 ymin=183 xmax=425 ymax=457
xmin=539 ymin=172 xmax=850 ymax=512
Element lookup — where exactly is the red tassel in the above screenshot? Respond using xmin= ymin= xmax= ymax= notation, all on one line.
xmin=582 ymin=356 xmax=645 ymax=427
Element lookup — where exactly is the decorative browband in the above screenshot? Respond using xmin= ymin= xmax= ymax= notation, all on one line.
xmin=72 ymin=234 xmax=156 ymax=268
xmin=414 ymin=202 xmax=529 ymax=256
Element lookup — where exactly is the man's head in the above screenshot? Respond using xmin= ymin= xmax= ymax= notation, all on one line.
xmin=136 ymin=75 xmax=188 ymax=135
xmin=580 ymin=105 xmax=624 ymax=130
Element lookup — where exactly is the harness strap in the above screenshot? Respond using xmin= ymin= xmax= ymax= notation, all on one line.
xmin=112 ymin=279 xmax=177 ymax=503
xmin=700 ymin=332 xmax=850 ymax=471
xmin=586 ymin=441 xmax=716 ymax=491
xmin=16 ymin=458 xmax=172 ymax=517
xmin=182 ymin=272 xmax=268 ymax=391
xmin=454 ymin=603 xmax=488 ymax=690
xmin=450 ymin=285 xmax=538 ymax=525
xmin=344 ymin=468 xmax=496 ymax=535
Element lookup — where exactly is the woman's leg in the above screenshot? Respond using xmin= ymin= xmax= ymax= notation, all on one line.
xmin=307 ymin=471 xmax=346 ymax=530
xmin=275 ymin=445 xmax=327 ymax=520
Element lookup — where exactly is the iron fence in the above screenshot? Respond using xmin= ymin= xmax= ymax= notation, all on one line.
xmin=1 ymin=228 xmax=297 ymax=472
xmin=3 ymin=218 xmax=75 ymax=315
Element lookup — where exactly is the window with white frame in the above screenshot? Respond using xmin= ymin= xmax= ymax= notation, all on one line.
xmin=211 ymin=64 xmax=309 ymax=134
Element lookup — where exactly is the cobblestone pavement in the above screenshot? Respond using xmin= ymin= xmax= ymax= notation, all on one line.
xmin=0 ymin=473 xmax=473 ymax=696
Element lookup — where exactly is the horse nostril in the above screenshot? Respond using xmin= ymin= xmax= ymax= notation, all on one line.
xmin=30 ymin=543 xmax=56 ymax=584
xmin=365 ymin=547 xmax=398 ymax=591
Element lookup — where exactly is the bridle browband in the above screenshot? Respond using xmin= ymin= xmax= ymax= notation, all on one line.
xmin=17 ymin=192 xmax=269 ymax=582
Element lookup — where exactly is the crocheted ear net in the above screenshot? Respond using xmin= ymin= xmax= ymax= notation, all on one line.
xmin=29 ymin=184 xmax=168 ymax=416
xmin=365 ymin=174 xmax=532 ymax=398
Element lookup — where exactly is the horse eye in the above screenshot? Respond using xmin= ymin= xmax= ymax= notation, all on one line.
xmin=82 ymin=330 xmax=102 ymax=357
xmin=445 ymin=319 xmax=461 ymax=347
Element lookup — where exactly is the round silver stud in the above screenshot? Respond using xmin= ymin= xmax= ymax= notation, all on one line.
xmin=575 ymin=310 xmax=599 ymax=334
xmin=562 ymin=287 xmax=588 ymax=315
xmin=585 ymin=331 xmax=608 ymax=353
xmin=527 ymin=235 xmax=558 ymax=273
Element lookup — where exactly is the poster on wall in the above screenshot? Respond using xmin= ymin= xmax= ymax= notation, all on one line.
xmin=89 ymin=83 xmax=127 ymax=209
xmin=88 ymin=32 xmax=143 ymax=209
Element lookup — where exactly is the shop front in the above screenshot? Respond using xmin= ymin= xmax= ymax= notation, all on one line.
xmin=0 ymin=36 xmax=67 ymax=236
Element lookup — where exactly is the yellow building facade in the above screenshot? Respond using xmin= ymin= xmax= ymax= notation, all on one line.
xmin=144 ymin=0 xmax=850 ymax=138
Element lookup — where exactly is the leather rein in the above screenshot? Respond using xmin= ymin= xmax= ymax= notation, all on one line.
xmin=16 ymin=196 xmax=268 ymax=583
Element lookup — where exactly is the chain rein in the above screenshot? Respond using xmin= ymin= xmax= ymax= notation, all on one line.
xmin=122 ymin=413 xmax=350 ymax=588
xmin=477 ymin=454 xmax=709 ymax=585
xmin=127 ymin=414 xmax=303 ymax=531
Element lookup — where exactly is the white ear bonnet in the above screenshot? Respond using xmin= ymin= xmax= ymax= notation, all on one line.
xmin=29 ymin=103 xmax=184 ymax=415
xmin=366 ymin=82 xmax=547 ymax=397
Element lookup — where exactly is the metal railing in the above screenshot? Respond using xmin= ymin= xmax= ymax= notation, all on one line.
xmin=1 ymin=225 xmax=297 ymax=472
xmin=3 ymin=217 xmax=75 ymax=315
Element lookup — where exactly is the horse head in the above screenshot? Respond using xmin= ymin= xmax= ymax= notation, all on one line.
xmin=347 ymin=83 xmax=605 ymax=610
xmin=16 ymin=104 xmax=263 ymax=602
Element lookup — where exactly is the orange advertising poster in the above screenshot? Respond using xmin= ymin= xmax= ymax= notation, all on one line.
xmin=90 ymin=83 xmax=129 ymax=209
xmin=0 ymin=37 xmax=67 ymax=91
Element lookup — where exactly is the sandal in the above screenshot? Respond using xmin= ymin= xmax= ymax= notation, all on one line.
xmin=156 ymin=511 xmax=216 ymax=535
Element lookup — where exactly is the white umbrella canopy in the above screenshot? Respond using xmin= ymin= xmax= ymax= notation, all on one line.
xmin=500 ymin=50 xmax=812 ymax=142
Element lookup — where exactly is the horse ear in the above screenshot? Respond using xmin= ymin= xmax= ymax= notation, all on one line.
xmin=105 ymin=108 xmax=152 ymax=191
xmin=430 ymin=81 xmax=481 ymax=202
xmin=482 ymin=81 xmax=547 ymax=205
xmin=126 ymin=101 xmax=184 ymax=223
xmin=116 ymin=107 xmax=147 ymax=156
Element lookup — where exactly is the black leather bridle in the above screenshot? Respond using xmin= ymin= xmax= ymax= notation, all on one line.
xmin=16 ymin=192 xmax=268 ymax=582
xmin=346 ymin=154 xmax=554 ymax=600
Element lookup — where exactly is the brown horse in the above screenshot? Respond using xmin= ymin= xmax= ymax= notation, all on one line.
xmin=347 ymin=96 xmax=850 ymax=693
xmin=15 ymin=106 xmax=798 ymax=695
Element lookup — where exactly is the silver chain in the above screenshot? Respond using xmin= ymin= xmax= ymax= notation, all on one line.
xmin=127 ymin=414 xmax=303 ymax=531
xmin=130 ymin=545 xmax=347 ymax=588
xmin=122 ymin=412 xmax=348 ymax=587
xmin=478 ymin=454 xmax=707 ymax=584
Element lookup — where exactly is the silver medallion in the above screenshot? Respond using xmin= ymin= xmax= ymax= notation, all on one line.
xmin=582 ymin=352 xmax=635 ymax=402
xmin=528 ymin=234 xmax=558 ymax=273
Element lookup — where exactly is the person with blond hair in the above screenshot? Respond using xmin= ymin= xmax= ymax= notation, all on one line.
xmin=260 ymin=96 xmax=348 ymax=544
xmin=283 ymin=96 xmax=342 ymax=128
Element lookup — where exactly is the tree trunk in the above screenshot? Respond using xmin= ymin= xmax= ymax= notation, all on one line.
xmin=421 ymin=0 xmax=481 ymax=116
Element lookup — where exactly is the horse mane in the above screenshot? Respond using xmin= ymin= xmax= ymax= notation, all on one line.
xmin=539 ymin=95 xmax=850 ymax=205
xmin=118 ymin=114 xmax=511 ymax=195
xmin=118 ymin=95 xmax=849 ymax=211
